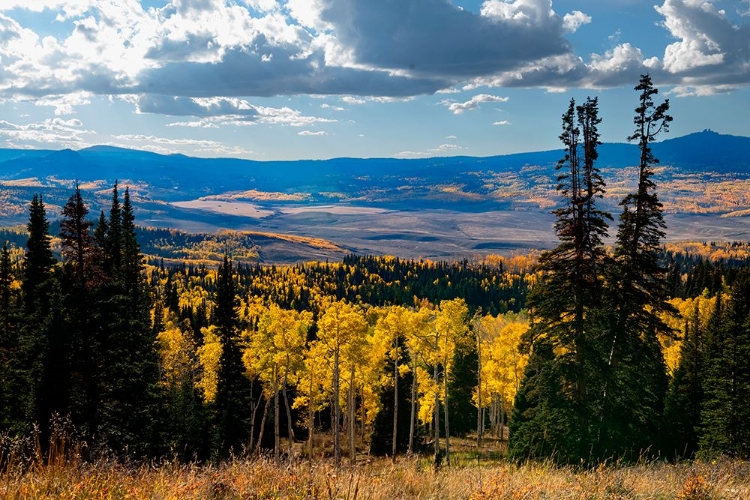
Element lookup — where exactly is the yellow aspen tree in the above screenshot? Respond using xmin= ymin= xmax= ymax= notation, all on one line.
xmin=405 ymin=304 xmax=435 ymax=453
xmin=317 ymin=299 xmax=368 ymax=467
xmin=432 ymin=298 xmax=469 ymax=466
xmin=196 ymin=325 xmax=221 ymax=403
xmin=293 ymin=339 xmax=332 ymax=461
xmin=245 ymin=304 xmax=311 ymax=463
xmin=373 ymin=304 xmax=412 ymax=460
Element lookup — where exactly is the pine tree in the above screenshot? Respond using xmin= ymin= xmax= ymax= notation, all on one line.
xmin=510 ymin=97 xmax=609 ymax=462
xmin=60 ymin=183 xmax=97 ymax=286
xmin=602 ymin=74 xmax=673 ymax=458
xmin=59 ymin=187 xmax=102 ymax=439
xmin=699 ymin=271 xmax=750 ymax=458
xmin=96 ymin=184 xmax=161 ymax=456
xmin=17 ymin=195 xmax=65 ymax=436
xmin=0 ymin=242 xmax=20 ymax=429
xmin=664 ymin=300 xmax=705 ymax=459
xmin=509 ymin=338 xmax=579 ymax=462
xmin=212 ymin=255 xmax=253 ymax=457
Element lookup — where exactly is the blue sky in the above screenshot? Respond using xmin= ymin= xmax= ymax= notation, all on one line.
xmin=0 ymin=0 xmax=748 ymax=160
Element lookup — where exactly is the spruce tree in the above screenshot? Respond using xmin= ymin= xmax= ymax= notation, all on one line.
xmin=663 ymin=301 xmax=705 ymax=459
xmin=0 ymin=242 xmax=20 ymax=430
xmin=510 ymin=97 xmax=609 ymax=462
xmin=699 ymin=271 xmax=750 ymax=458
xmin=59 ymin=187 xmax=102 ymax=439
xmin=96 ymin=184 xmax=161 ymax=456
xmin=18 ymin=195 xmax=65 ymax=435
xmin=212 ymin=255 xmax=253 ymax=457
xmin=602 ymin=74 xmax=673 ymax=458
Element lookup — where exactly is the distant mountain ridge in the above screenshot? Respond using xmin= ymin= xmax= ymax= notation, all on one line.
xmin=1 ymin=130 xmax=749 ymax=262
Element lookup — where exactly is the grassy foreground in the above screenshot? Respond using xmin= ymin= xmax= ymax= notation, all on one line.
xmin=1 ymin=455 xmax=749 ymax=499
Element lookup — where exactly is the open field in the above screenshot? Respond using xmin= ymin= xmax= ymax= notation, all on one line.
xmin=144 ymin=204 xmax=750 ymax=262
xmin=2 ymin=455 xmax=749 ymax=499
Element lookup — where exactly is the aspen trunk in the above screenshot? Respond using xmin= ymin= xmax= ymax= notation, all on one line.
xmin=349 ymin=365 xmax=356 ymax=464
xmin=392 ymin=337 xmax=399 ymax=462
xmin=274 ymin=366 xmax=280 ymax=464
xmin=408 ymin=357 xmax=417 ymax=454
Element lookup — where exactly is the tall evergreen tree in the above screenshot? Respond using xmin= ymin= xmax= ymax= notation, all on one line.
xmin=510 ymin=97 xmax=609 ymax=462
xmin=699 ymin=272 xmax=750 ymax=458
xmin=601 ymin=74 xmax=673 ymax=458
xmin=212 ymin=255 xmax=253 ymax=457
xmin=59 ymin=187 xmax=102 ymax=439
xmin=0 ymin=242 xmax=20 ymax=430
xmin=664 ymin=301 xmax=705 ymax=459
xmin=96 ymin=184 xmax=161 ymax=456
xmin=17 ymin=195 xmax=65 ymax=435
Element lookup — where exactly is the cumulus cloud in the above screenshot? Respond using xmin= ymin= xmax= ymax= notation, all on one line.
xmin=562 ymin=11 xmax=592 ymax=33
xmin=0 ymin=0 xmax=749 ymax=112
xmin=298 ymin=130 xmax=328 ymax=136
xmin=652 ymin=0 xmax=750 ymax=92
xmin=134 ymin=94 xmax=336 ymax=127
xmin=314 ymin=0 xmax=572 ymax=79
xmin=442 ymin=94 xmax=509 ymax=114
xmin=493 ymin=120 xmax=512 ymax=126
xmin=0 ymin=117 xmax=94 ymax=148
xmin=111 ymin=133 xmax=251 ymax=156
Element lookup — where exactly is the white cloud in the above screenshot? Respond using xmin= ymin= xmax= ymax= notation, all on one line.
xmin=493 ymin=120 xmax=512 ymax=126
xmin=110 ymin=133 xmax=251 ymax=157
xmin=0 ymin=116 xmax=94 ymax=148
xmin=298 ymin=130 xmax=328 ymax=136
xmin=341 ymin=96 xmax=366 ymax=105
xmin=134 ymin=94 xmax=336 ymax=127
xmin=166 ymin=120 xmax=220 ymax=128
xmin=430 ymin=143 xmax=464 ymax=152
xmin=656 ymin=0 xmax=726 ymax=73
xmin=395 ymin=150 xmax=430 ymax=158
xmin=445 ymin=135 xmax=457 ymax=139
xmin=0 ymin=0 xmax=748 ymax=112
xmin=442 ymin=94 xmax=509 ymax=114
xmin=321 ymin=103 xmax=345 ymax=111
xmin=562 ymin=11 xmax=592 ymax=33
xmin=35 ymin=92 xmax=93 ymax=115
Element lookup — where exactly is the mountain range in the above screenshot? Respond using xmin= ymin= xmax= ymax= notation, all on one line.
xmin=1 ymin=129 xmax=749 ymax=262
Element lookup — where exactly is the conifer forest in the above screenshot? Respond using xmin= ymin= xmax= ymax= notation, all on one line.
xmin=1 ymin=76 xmax=750 ymax=498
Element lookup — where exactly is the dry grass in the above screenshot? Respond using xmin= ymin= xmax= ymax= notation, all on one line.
xmin=1 ymin=453 xmax=749 ymax=499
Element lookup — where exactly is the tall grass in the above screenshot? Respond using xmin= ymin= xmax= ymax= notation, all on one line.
xmin=1 ymin=429 xmax=749 ymax=499
xmin=2 ymin=454 xmax=749 ymax=499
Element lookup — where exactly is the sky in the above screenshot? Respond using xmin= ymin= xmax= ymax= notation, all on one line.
xmin=0 ymin=0 xmax=748 ymax=160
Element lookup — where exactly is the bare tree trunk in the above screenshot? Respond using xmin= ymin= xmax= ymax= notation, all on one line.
xmin=256 ymin=396 xmax=271 ymax=455
xmin=433 ymin=361 xmax=440 ymax=467
xmin=308 ymin=370 xmax=315 ymax=463
xmin=282 ymin=367 xmax=295 ymax=458
xmin=349 ymin=365 xmax=356 ymax=465
xmin=392 ymin=337 xmax=399 ymax=462
xmin=476 ymin=329 xmax=483 ymax=448
xmin=443 ymin=364 xmax=450 ymax=466
xmin=333 ymin=347 xmax=341 ymax=468
xmin=408 ymin=357 xmax=417 ymax=454
xmin=248 ymin=382 xmax=259 ymax=450
xmin=274 ymin=366 xmax=280 ymax=464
